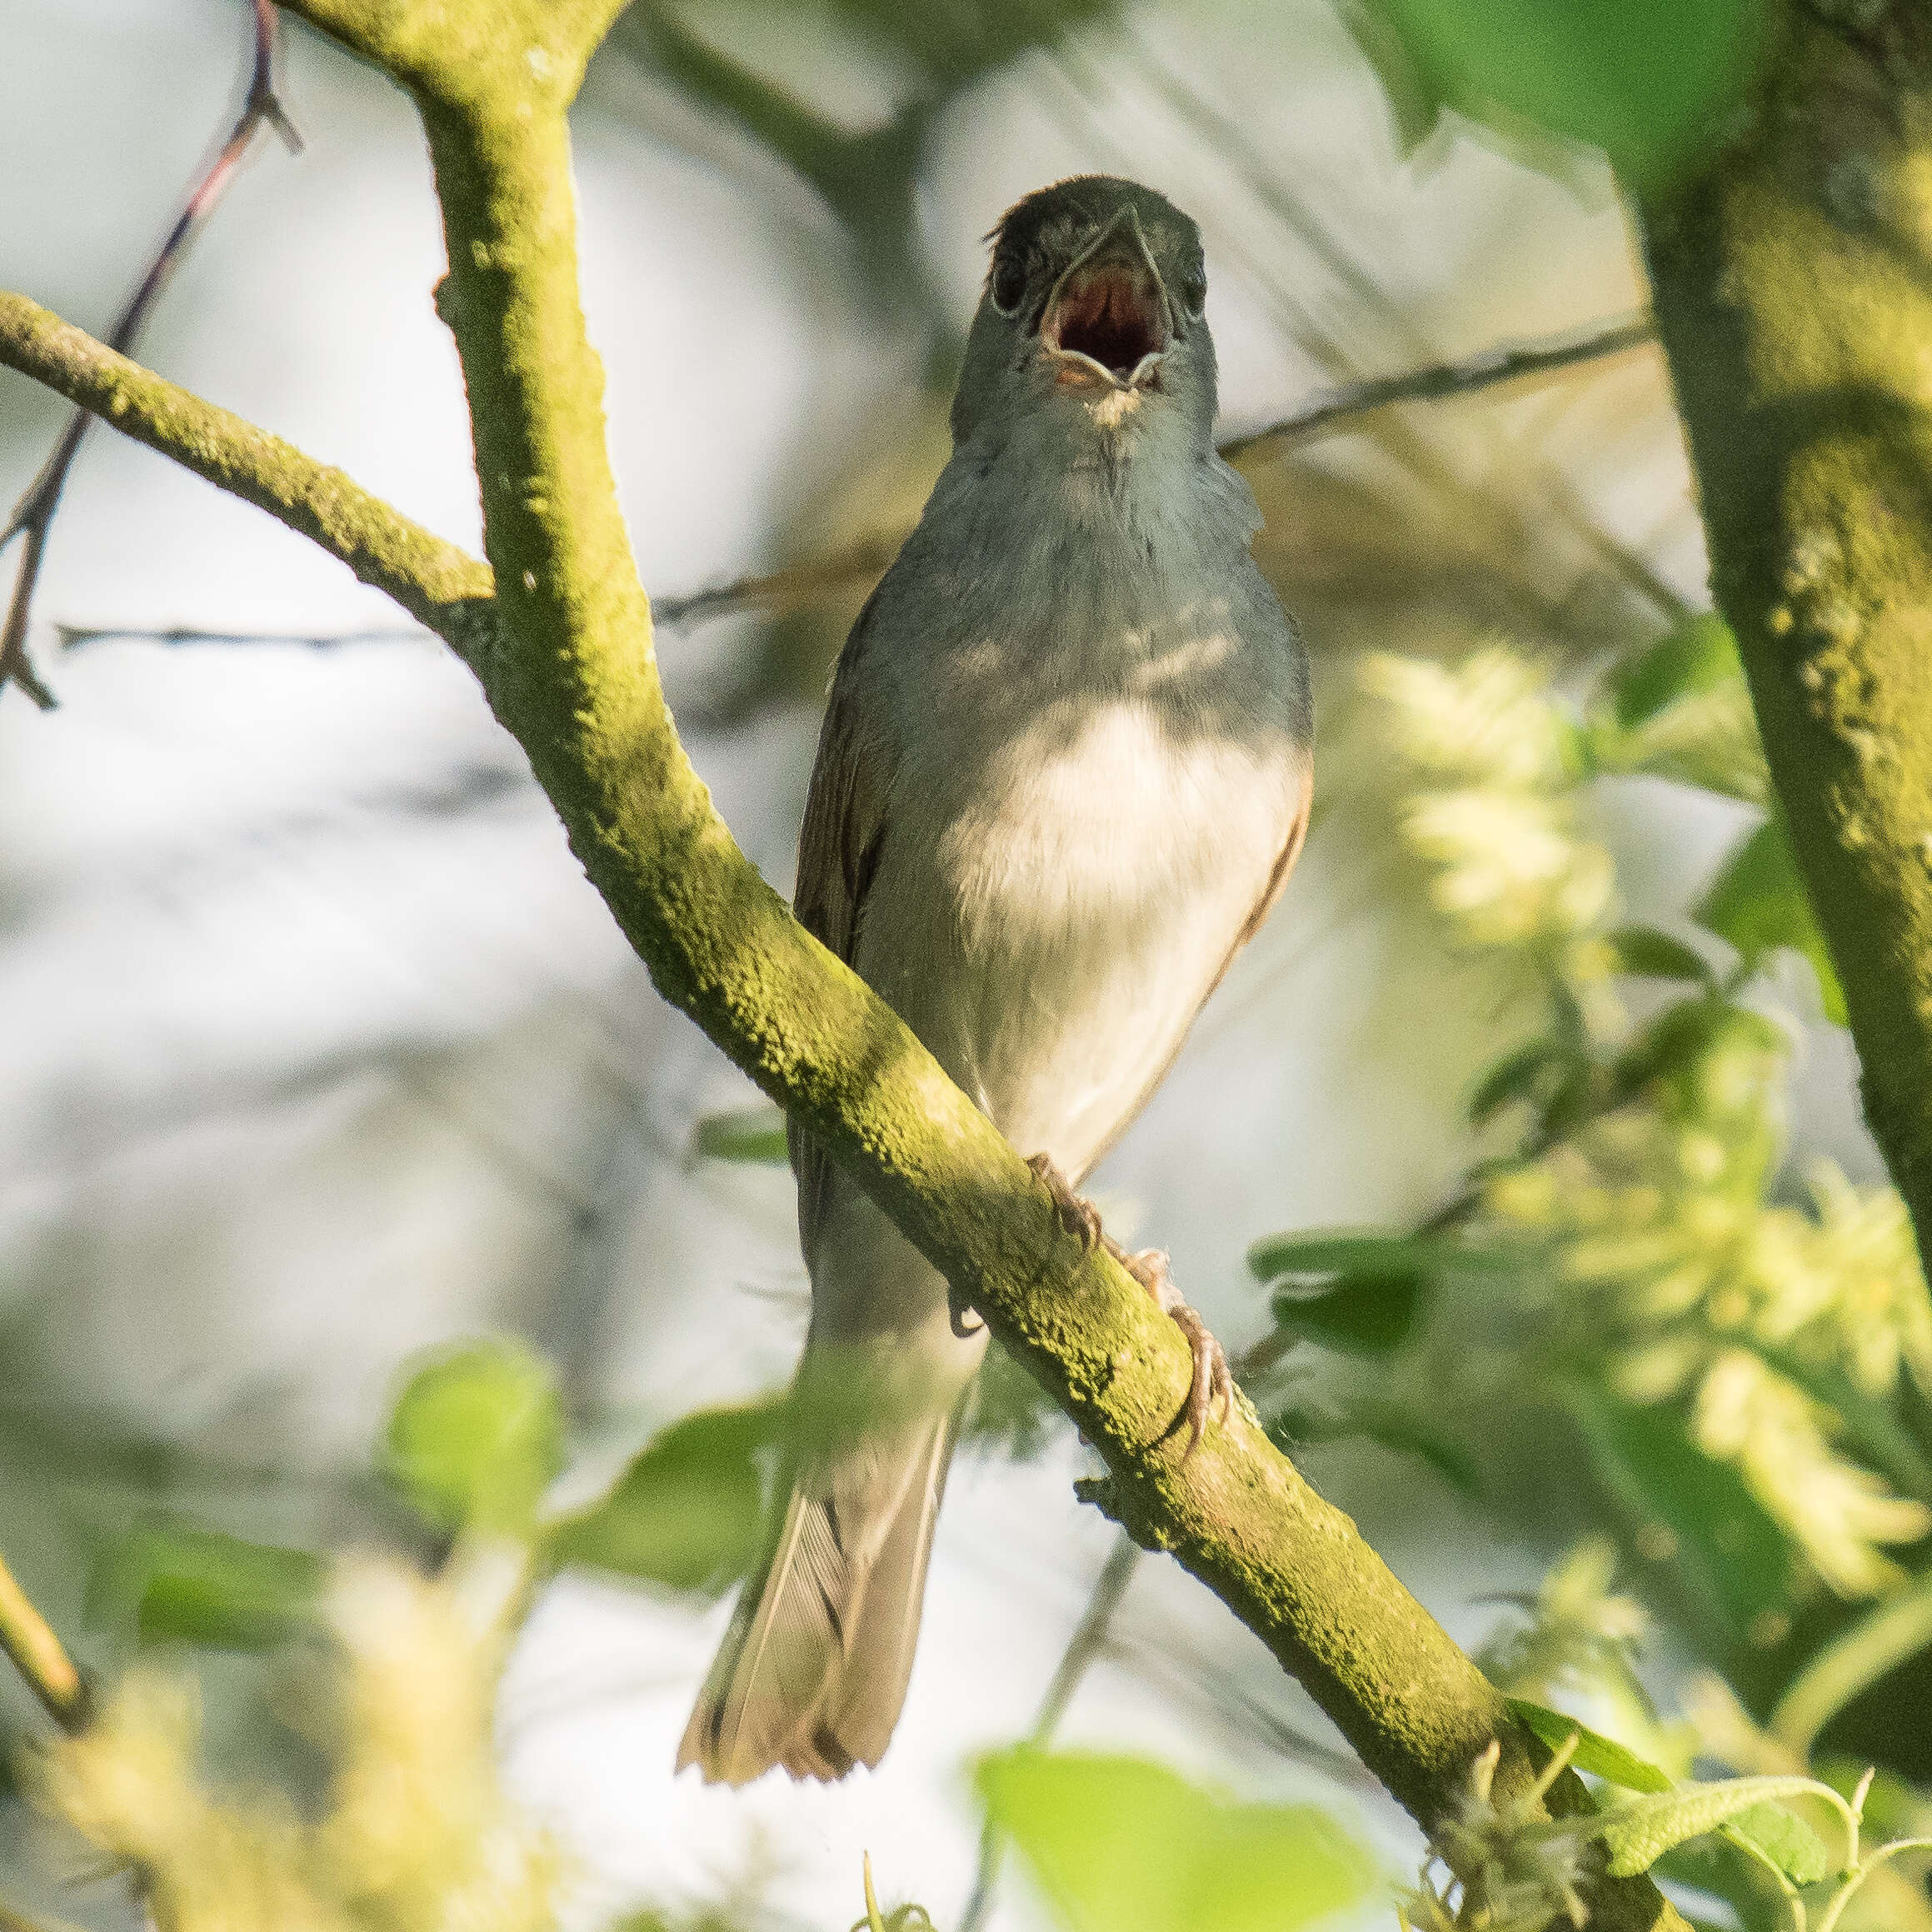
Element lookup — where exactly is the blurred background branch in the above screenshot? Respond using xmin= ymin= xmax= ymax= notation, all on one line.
xmin=0 ymin=0 xmax=297 ymax=710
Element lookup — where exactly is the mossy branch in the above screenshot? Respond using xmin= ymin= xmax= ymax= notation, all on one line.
xmin=1642 ymin=3 xmax=1932 ymax=1262
xmin=0 ymin=2 xmax=1685 ymax=1918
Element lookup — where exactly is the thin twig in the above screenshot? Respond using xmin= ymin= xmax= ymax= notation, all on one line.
xmin=57 ymin=622 xmax=425 ymax=651
xmin=0 ymin=0 xmax=300 ymax=707
xmin=35 ymin=314 xmax=1655 ymax=658
xmin=1216 ymin=317 xmax=1655 ymax=462
xmin=958 ymin=1529 xmax=1142 ymax=1932
xmin=651 ymin=314 xmax=1655 ymax=635
xmin=0 ymin=1547 xmax=88 ymax=1733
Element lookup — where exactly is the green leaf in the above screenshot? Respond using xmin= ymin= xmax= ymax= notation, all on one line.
xmin=1467 ymin=1040 xmax=1575 ymax=1127
xmin=1271 ymin=1271 xmax=1424 ymax=1355
xmin=382 ymin=1337 xmax=563 ymax=1538
xmin=1612 ymin=617 xmax=1743 ymax=730
xmin=690 ymin=1105 xmax=790 ymax=1165
xmin=1361 ymin=0 xmax=1769 ymax=191
xmin=1505 ymin=1699 xmax=1672 ymax=1793
xmin=1567 ymin=1385 xmax=1795 ymax=1653
xmin=549 ymin=1399 xmax=781 ymax=1595
xmin=1723 ymin=1801 xmax=1833 ymax=1888
xmin=1265 ymin=1400 xmax=1480 ymax=1496
xmin=1599 ymin=1776 xmax=1842 ymax=1880
xmin=90 ymin=1520 xmax=323 ymax=1651
xmin=1696 ymin=817 xmax=1848 ymax=1024
xmin=1247 ymin=1226 xmax=1444 ymax=1281
xmin=1607 ymin=926 xmax=1715 ymax=987
xmin=976 ymin=1749 xmax=1373 ymax=1932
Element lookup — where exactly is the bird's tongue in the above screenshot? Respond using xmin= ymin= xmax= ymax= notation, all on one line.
xmin=1046 ymin=260 xmax=1168 ymax=381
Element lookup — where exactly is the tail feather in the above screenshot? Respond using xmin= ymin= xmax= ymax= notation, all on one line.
xmin=677 ymin=1410 xmax=957 ymax=1785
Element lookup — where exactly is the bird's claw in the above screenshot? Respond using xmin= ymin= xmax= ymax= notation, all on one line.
xmin=1026 ymin=1152 xmax=1103 ymax=1251
xmin=1024 ymin=1159 xmax=1231 ymax=1453
xmin=948 ymin=1286 xmax=985 ymax=1338
xmin=1120 ymin=1246 xmax=1232 ymax=1457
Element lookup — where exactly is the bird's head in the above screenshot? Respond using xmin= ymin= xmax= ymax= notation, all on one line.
xmin=951 ymin=177 xmax=1217 ymax=457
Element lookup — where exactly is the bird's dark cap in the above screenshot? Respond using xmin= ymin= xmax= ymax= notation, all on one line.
xmin=986 ymin=176 xmax=1201 ymax=266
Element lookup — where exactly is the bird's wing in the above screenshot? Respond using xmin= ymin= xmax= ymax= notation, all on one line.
xmin=788 ymin=593 xmax=896 ymax=1267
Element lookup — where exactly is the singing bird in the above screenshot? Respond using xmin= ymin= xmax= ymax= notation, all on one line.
xmin=679 ymin=177 xmax=1313 ymax=1785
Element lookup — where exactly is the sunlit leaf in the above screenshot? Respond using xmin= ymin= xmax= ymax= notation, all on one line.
xmin=90 ymin=1520 xmax=323 ymax=1651
xmin=977 ymin=1749 xmax=1374 ymax=1932
xmin=1612 ymin=617 xmax=1742 ymax=730
xmin=691 ymin=1105 xmax=790 ymax=1165
xmin=1599 ymin=1776 xmax=1842 ymax=1880
xmin=1356 ymin=0 xmax=1769 ymax=191
xmin=1505 ymin=1699 xmax=1672 ymax=1793
xmin=382 ymin=1337 xmax=563 ymax=1538
xmin=550 ymin=1399 xmax=781 ymax=1595
xmin=1696 ymin=817 xmax=1847 ymax=1024
xmin=1723 ymin=1801 xmax=1832 ymax=1888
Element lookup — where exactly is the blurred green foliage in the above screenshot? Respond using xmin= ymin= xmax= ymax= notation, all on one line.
xmin=1345 ymin=0 xmax=1770 ymax=191
xmin=976 ymin=1748 xmax=1375 ymax=1932
xmin=382 ymin=1337 xmax=564 ymax=1539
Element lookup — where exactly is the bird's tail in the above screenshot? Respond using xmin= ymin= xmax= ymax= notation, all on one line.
xmin=676 ymin=1402 xmax=961 ymax=1785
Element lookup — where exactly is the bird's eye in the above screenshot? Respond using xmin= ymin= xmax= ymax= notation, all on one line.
xmin=990 ymin=254 xmax=1026 ymax=315
xmin=1180 ymin=271 xmax=1207 ymax=318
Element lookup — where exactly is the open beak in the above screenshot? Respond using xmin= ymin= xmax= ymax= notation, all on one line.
xmin=1041 ymin=207 xmax=1171 ymax=390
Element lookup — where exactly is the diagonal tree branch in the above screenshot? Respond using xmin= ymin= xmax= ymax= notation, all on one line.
xmin=0 ymin=7 xmax=1685 ymax=1918
xmin=0 ymin=0 xmax=299 ymax=709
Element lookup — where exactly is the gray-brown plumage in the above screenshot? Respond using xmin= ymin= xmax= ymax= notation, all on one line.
xmin=679 ymin=176 xmax=1312 ymax=1786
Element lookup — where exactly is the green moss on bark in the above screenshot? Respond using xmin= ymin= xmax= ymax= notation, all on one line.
xmin=1643 ymin=2 xmax=1932 ymax=1254
xmin=0 ymin=1 xmax=1695 ymax=1915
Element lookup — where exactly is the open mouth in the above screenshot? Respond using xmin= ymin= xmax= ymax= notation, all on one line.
xmin=1043 ymin=260 xmax=1169 ymax=387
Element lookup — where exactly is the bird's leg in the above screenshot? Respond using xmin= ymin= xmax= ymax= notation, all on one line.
xmin=1114 ymin=1244 xmax=1233 ymax=1457
xmin=1026 ymin=1152 xmax=1104 ymax=1250
xmin=1026 ymin=1151 xmax=1231 ymax=1455
xmin=948 ymin=1281 xmax=985 ymax=1339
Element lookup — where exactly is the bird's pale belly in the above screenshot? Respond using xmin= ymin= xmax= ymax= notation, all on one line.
xmin=866 ymin=695 xmax=1300 ymax=1181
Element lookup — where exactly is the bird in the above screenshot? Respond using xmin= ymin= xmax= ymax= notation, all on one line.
xmin=678 ymin=176 xmax=1313 ymax=1786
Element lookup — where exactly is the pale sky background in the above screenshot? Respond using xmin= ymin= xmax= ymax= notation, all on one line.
xmin=0 ymin=2 xmax=1876 ymax=1927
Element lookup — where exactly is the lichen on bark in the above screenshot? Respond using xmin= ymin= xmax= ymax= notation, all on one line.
xmin=1643 ymin=0 xmax=1932 ymax=1254
xmin=0 ymin=0 xmax=1696 ymax=1917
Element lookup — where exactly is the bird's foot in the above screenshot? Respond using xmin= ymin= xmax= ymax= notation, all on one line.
xmin=948 ymin=1281 xmax=985 ymax=1338
xmin=1116 ymin=1246 xmax=1233 ymax=1457
xmin=1026 ymin=1152 xmax=1104 ymax=1251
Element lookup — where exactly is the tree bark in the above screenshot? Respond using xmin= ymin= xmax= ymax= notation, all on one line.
xmin=0 ymin=2 xmax=1693 ymax=1920
xmin=1642 ymin=1 xmax=1932 ymax=1256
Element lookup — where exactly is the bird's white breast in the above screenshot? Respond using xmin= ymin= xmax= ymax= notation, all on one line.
xmin=859 ymin=586 xmax=1305 ymax=1180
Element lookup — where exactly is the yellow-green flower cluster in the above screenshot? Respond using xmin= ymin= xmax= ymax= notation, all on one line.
xmin=27 ymin=1553 xmax=562 ymax=1932
xmin=1485 ymin=1106 xmax=1932 ymax=1596
xmin=1360 ymin=647 xmax=1614 ymax=953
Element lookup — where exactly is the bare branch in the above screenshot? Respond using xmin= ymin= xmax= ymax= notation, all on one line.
xmin=1217 ymin=315 xmax=1656 ymax=462
xmin=0 ymin=1547 xmax=87 ymax=1734
xmin=652 ymin=314 xmax=1657 ymax=635
xmin=56 ymin=622 xmax=427 ymax=651
xmin=0 ymin=0 xmax=300 ymax=708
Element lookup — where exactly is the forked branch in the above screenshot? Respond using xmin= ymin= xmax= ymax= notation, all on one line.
xmin=0 ymin=0 xmax=299 ymax=707
xmin=0 ymin=4 xmax=1684 ymax=1921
